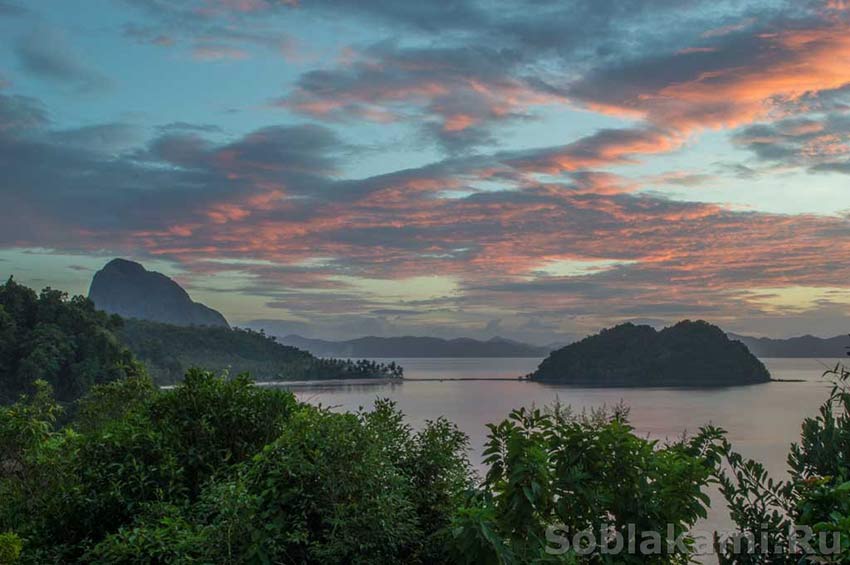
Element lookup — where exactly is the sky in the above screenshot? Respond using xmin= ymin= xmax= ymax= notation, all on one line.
xmin=3 ymin=0 xmax=850 ymax=342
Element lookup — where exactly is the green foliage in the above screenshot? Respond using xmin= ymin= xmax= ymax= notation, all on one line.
xmin=711 ymin=439 xmax=798 ymax=563
xmin=451 ymin=404 xmax=719 ymax=564
xmin=74 ymin=374 xmax=157 ymax=433
xmin=712 ymin=364 xmax=850 ymax=563
xmin=0 ymin=370 xmax=299 ymax=562
xmin=223 ymin=406 xmax=421 ymax=563
xmin=82 ymin=398 xmax=473 ymax=565
xmin=82 ymin=503 xmax=211 ymax=564
xmin=0 ymin=532 xmax=22 ymax=565
xmin=0 ymin=373 xmax=726 ymax=564
xmin=0 ymin=379 xmax=62 ymax=467
xmin=0 ymin=277 xmax=142 ymax=403
xmin=9 ymin=354 xmax=850 ymax=564
xmin=148 ymin=368 xmax=298 ymax=499
xmin=119 ymin=318 xmax=403 ymax=384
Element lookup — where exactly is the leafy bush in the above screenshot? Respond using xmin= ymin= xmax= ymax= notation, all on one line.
xmin=450 ymin=404 xmax=720 ymax=564
xmin=0 ymin=370 xmax=299 ymax=562
xmin=147 ymin=368 xmax=298 ymax=499
xmin=0 ymin=374 xmax=726 ymax=564
xmin=712 ymin=364 xmax=850 ymax=563
xmin=9 ymin=360 xmax=850 ymax=564
xmin=0 ymin=532 xmax=21 ymax=565
xmin=81 ymin=398 xmax=472 ymax=565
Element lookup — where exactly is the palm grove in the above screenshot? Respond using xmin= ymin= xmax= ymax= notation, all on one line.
xmin=2 ymin=279 xmax=850 ymax=563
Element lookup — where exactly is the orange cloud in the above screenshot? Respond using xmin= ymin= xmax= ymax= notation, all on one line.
xmin=580 ymin=23 xmax=850 ymax=135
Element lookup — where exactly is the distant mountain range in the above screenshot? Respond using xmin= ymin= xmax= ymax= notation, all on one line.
xmin=89 ymin=258 xmax=230 ymax=328
xmin=728 ymin=333 xmax=850 ymax=358
xmin=86 ymin=259 xmax=850 ymax=360
xmin=274 ymin=331 xmax=850 ymax=359
xmin=277 ymin=334 xmax=553 ymax=358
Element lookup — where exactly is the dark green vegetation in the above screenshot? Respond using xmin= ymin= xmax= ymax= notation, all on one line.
xmin=0 ymin=372 xmax=471 ymax=564
xmin=3 ymin=367 xmax=850 ymax=562
xmin=452 ymin=404 xmax=720 ymax=564
xmin=0 ymin=277 xmax=142 ymax=404
xmin=120 ymin=319 xmax=403 ymax=384
xmin=531 ymin=320 xmax=771 ymax=386
xmin=708 ymin=363 xmax=850 ymax=563
xmin=89 ymin=258 xmax=230 ymax=328
xmin=0 ymin=278 xmax=401 ymax=404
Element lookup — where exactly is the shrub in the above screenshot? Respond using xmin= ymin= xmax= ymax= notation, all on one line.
xmin=198 ymin=400 xmax=473 ymax=564
xmin=0 ymin=532 xmax=22 ymax=565
xmin=451 ymin=404 xmax=720 ymax=564
xmin=713 ymin=364 xmax=850 ymax=563
xmin=0 ymin=370 xmax=299 ymax=562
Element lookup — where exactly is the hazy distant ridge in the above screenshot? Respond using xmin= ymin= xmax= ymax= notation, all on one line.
xmin=728 ymin=333 xmax=849 ymax=358
xmin=277 ymin=334 xmax=551 ymax=358
xmin=278 ymin=331 xmax=850 ymax=359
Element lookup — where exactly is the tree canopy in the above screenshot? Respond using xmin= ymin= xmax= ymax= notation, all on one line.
xmin=0 ymin=277 xmax=141 ymax=404
xmin=120 ymin=318 xmax=403 ymax=384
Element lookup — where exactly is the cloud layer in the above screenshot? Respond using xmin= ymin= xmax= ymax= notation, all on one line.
xmin=2 ymin=0 xmax=850 ymax=339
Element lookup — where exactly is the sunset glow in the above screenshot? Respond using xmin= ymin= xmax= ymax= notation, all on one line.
xmin=2 ymin=0 xmax=850 ymax=341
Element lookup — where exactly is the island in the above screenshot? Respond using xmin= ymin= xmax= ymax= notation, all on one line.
xmin=528 ymin=320 xmax=771 ymax=386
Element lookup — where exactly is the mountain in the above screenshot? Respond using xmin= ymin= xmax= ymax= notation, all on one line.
xmin=530 ymin=320 xmax=770 ymax=386
xmin=89 ymin=258 xmax=229 ymax=328
xmin=118 ymin=319 xmax=402 ymax=384
xmin=728 ymin=333 xmax=849 ymax=358
xmin=275 ymin=334 xmax=551 ymax=358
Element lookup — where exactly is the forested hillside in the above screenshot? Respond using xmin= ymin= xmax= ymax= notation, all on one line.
xmin=120 ymin=319 xmax=403 ymax=383
xmin=0 ymin=279 xmax=401 ymax=405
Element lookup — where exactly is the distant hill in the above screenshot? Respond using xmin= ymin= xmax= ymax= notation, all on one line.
xmin=276 ymin=334 xmax=551 ymax=358
xmin=728 ymin=333 xmax=849 ymax=358
xmin=119 ymin=319 xmax=403 ymax=384
xmin=89 ymin=258 xmax=229 ymax=328
xmin=530 ymin=320 xmax=770 ymax=386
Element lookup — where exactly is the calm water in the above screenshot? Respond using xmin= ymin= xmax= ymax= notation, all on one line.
xmin=278 ymin=357 xmax=843 ymax=560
